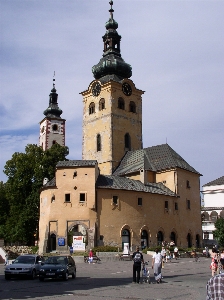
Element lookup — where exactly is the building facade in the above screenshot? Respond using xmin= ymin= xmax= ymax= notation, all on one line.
xmin=38 ymin=2 xmax=202 ymax=254
xmin=201 ymin=176 xmax=224 ymax=246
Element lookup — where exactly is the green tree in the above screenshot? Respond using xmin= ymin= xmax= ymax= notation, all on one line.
xmin=3 ymin=143 xmax=68 ymax=245
xmin=0 ymin=181 xmax=10 ymax=238
xmin=213 ymin=218 xmax=224 ymax=247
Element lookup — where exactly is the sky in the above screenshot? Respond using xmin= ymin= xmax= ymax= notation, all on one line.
xmin=0 ymin=0 xmax=223 ymax=191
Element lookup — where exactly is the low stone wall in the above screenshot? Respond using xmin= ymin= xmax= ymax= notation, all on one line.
xmin=2 ymin=246 xmax=36 ymax=259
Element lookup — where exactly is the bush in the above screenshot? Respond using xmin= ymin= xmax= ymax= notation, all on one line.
xmin=92 ymin=245 xmax=119 ymax=253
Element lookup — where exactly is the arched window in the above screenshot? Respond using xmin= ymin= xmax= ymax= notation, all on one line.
xmin=97 ymin=134 xmax=101 ymax=152
xmin=118 ymin=97 xmax=125 ymax=110
xmin=89 ymin=102 xmax=95 ymax=115
xmin=99 ymin=98 xmax=105 ymax=111
xmin=124 ymin=133 xmax=131 ymax=150
xmin=157 ymin=231 xmax=163 ymax=245
xmin=129 ymin=101 xmax=136 ymax=113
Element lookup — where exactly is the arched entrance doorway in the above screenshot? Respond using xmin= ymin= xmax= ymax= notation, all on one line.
xmin=67 ymin=224 xmax=87 ymax=247
xmin=49 ymin=233 xmax=56 ymax=251
xmin=122 ymin=229 xmax=130 ymax=251
xmin=187 ymin=233 xmax=192 ymax=248
xmin=157 ymin=231 xmax=163 ymax=246
xmin=141 ymin=230 xmax=148 ymax=249
xmin=170 ymin=232 xmax=176 ymax=245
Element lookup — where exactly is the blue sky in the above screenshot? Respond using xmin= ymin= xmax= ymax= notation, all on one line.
xmin=0 ymin=0 xmax=223 ymax=189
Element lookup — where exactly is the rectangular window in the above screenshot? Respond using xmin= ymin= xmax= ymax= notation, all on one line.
xmin=175 ymin=202 xmax=178 ymax=210
xmin=80 ymin=193 xmax=86 ymax=202
xmin=165 ymin=201 xmax=168 ymax=209
xmin=204 ymin=232 xmax=209 ymax=240
xmin=138 ymin=198 xmax=142 ymax=206
xmin=113 ymin=196 xmax=118 ymax=205
xmin=186 ymin=199 xmax=191 ymax=209
xmin=186 ymin=180 xmax=190 ymax=188
xmin=65 ymin=194 xmax=70 ymax=202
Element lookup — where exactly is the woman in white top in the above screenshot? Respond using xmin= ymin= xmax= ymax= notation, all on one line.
xmin=152 ymin=248 xmax=162 ymax=283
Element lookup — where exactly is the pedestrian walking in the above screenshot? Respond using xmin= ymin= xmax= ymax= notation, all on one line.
xmin=206 ymin=272 xmax=224 ymax=299
xmin=174 ymin=246 xmax=179 ymax=260
xmin=165 ymin=248 xmax=172 ymax=262
xmin=4 ymin=251 xmax=9 ymax=266
xmin=161 ymin=247 xmax=166 ymax=264
xmin=152 ymin=248 xmax=162 ymax=283
xmin=132 ymin=246 xmax=144 ymax=284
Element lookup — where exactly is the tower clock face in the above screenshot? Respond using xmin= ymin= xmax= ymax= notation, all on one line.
xmin=92 ymin=82 xmax=101 ymax=96
xmin=122 ymin=82 xmax=132 ymax=96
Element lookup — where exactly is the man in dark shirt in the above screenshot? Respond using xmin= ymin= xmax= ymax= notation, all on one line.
xmin=132 ymin=246 xmax=144 ymax=283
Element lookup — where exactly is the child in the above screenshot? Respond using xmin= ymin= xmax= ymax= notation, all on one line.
xmin=88 ymin=249 xmax=93 ymax=264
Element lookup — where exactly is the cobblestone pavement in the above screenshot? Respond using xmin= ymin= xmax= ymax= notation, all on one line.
xmin=0 ymin=255 xmax=213 ymax=300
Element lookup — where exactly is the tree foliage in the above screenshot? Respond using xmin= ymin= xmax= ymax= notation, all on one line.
xmin=213 ymin=217 xmax=224 ymax=247
xmin=1 ymin=144 xmax=68 ymax=245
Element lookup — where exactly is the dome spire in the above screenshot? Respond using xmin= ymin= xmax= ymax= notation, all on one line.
xmin=43 ymin=73 xmax=63 ymax=118
xmin=92 ymin=1 xmax=132 ymax=82
xmin=109 ymin=0 xmax=114 ymax=19
xmin=53 ymin=71 xmax=56 ymax=89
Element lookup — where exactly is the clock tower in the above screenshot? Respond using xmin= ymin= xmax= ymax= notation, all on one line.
xmin=39 ymin=77 xmax=66 ymax=150
xmin=81 ymin=1 xmax=144 ymax=175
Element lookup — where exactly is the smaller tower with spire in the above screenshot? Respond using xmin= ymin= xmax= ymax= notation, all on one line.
xmin=39 ymin=74 xmax=66 ymax=150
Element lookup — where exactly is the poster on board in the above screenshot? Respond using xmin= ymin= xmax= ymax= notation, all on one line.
xmin=72 ymin=236 xmax=85 ymax=251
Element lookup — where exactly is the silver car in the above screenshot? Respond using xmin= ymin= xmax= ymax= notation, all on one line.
xmin=5 ymin=254 xmax=44 ymax=280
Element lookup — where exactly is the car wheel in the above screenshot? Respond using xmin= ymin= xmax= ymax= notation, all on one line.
xmin=30 ymin=270 xmax=36 ymax=280
xmin=63 ymin=272 xmax=69 ymax=281
xmin=72 ymin=269 xmax=76 ymax=279
xmin=5 ymin=274 xmax=11 ymax=280
xmin=39 ymin=276 xmax=44 ymax=281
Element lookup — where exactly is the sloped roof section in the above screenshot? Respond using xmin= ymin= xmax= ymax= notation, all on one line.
xmin=113 ymin=144 xmax=201 ymax=176
xmin=203 ymin=176 xmax=224 ymax=187
xmin=96 ymin=174 xmax=177 ymax=197
xmin=56 ymin=160 xmax=97 ymax=168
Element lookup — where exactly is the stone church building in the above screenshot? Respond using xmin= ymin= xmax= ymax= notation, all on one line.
xmin=38 ymin=2 xmax=202 ymax=254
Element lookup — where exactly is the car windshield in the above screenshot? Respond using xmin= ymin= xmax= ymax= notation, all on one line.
xmin=44 ymin=256 xmax=67 ymax=265
xmin=14 ymin=256 xmax=35 ymax=264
